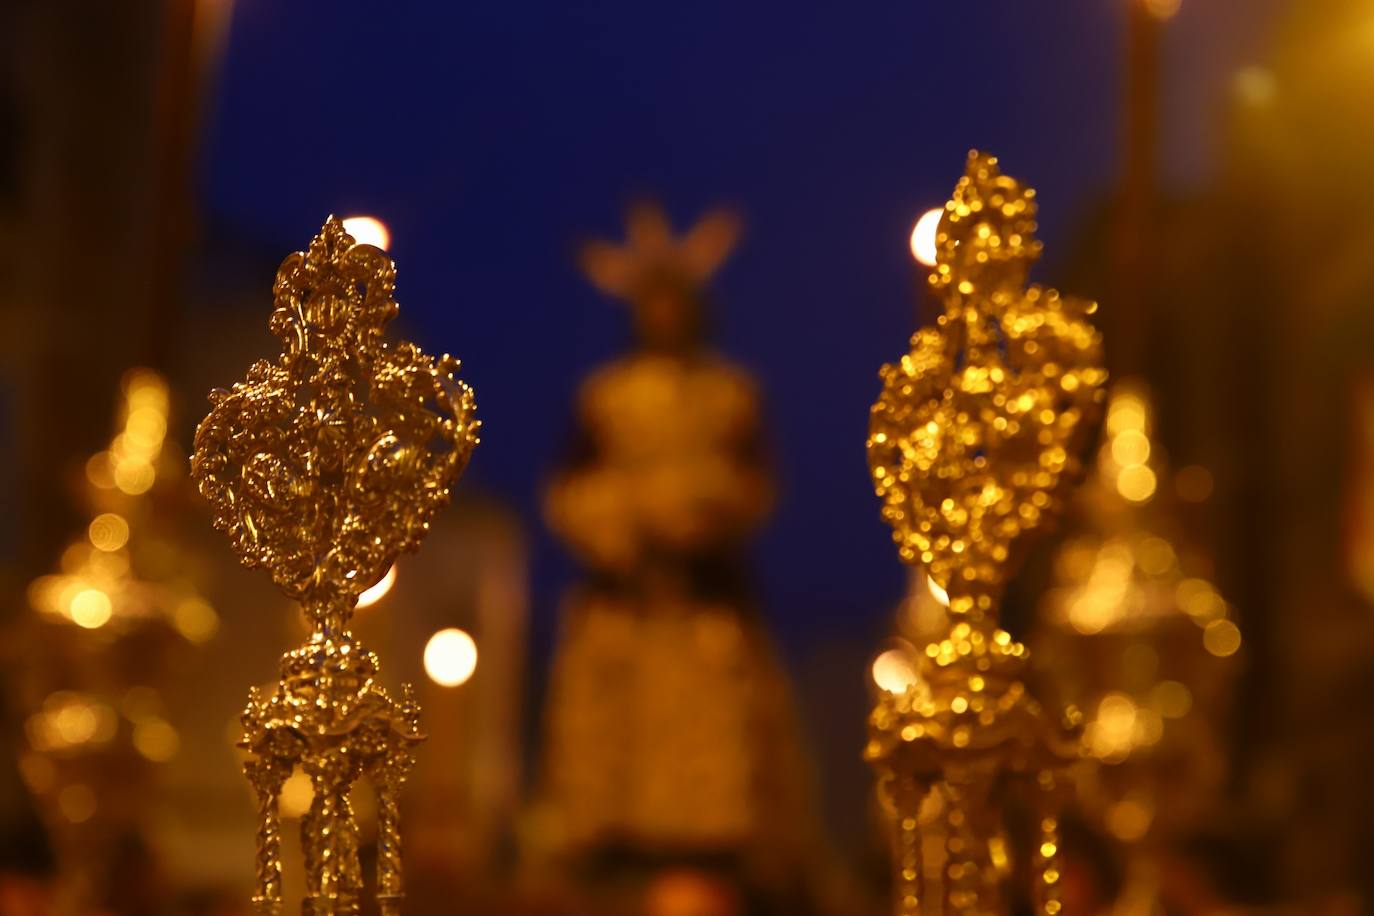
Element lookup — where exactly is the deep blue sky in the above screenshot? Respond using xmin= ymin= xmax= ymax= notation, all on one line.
xmin=201 ymin=1 xmax=1274 ymax=653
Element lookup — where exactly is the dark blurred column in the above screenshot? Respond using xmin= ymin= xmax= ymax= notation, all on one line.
xmin=1109 ymin=0 xmax=1160 ymax=378
xmin=6 ymin=0 xmax=221 ymax=582
xmin=9 ymin=1 xmax=160 ymax=576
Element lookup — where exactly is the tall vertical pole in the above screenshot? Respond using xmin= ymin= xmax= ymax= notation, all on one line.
xmin=1113 ymin=0 xmax=1162 ymax=378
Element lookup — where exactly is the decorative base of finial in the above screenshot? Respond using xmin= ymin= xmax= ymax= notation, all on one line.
xmin=303 ymin=895 xmax=359 ymax=916
xmin=241 ymin=635 xmax=424 ymax=916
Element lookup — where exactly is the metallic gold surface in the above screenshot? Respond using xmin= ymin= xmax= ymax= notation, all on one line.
xmin=865 ymin=152 xmax=1105 ymax=915
xmin=191 ymin=217 xmax=479 ymax=915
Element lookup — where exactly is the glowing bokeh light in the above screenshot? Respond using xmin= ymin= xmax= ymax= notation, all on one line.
xmin=279 ymin=768 xmax=314 ymax=818
xmin=70 ymin=588 xmax=112 ymax=629
xmin=133 ymin=718 xmax=180 ymax=762
xmin=1110 ymin=429 xmax=1150 ymax=467
xmin=1106 ymin=795 xmax=1153 ymax=841
xmin=57 ymin=784 xmax=96 ymax=823
xmin=88 ymin=513 xmax=130 ymax=552
xmin=871 ymin=648 xmax=919 ymax=694
xmin=909 ymin=207 xmax=943 ymax=267
xmin=1234 ymin=66 xmax=1276 ymax=107
xmin=424 ymin=628 xmax=478 ymax=687
xmin=1203 ymin=619 xmax=1242 ymax=658
xmin=1143 ymin=0 xmax=1180 ymax=20
xmin=174 ymin=598 xmax=220 ymax=643
xmin=1116 ymin=464 xmax=1157 ymax=503
xmin=342 ymin=216 xmax=391 ymax=251
xmin=926 ymin=574 xmax=950 ymax=607
xmin=356 ymin=564 xmax=397 ymax=609
xmin=1153 ymin=680 xmax=1193 ymax=719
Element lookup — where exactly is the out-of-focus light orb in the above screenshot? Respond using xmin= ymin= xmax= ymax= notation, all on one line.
xmin=57 ymin=784 xmax=97 ymax=824
xmin=88 ymin=513 xmax=129 ymax=552
xmin=342 ymin=216 xmax=390 ymax=251
xmin=1203 ymin=619 xmax=1242 ymax=657
xmin=133 ymin=718 xmax=179 ymax=762
xmin=1106 ymin=795 xmax=1153 ymax=841
xmin=644 ymin=868 xmax=741 ymax=916
xmin=1088 ymin=692 xmax=1140 ymax=760
xmin=1106 ymin=394 xmax=1147 ymax=434
xmin=279 ymin=768 xmax=314 ymax=818
xmin=356 ymin=564 xmax=397 ymax=609
xmin=70 ymin=588 xmax=112 ymax=629
xmin=910 ymin=207 xmax=943 ymax=267
xmin=424 ymin=628 xmax=478 ymax=687
xmin=1153 ymin=680 xmax=1193 ymax=719
xmin=871 ymin=648 xmax=919 ymax=694
xmin=50 ymin=698 xmax=99 ymax=746
xmin=1116 ymin=464 xmax=1157 ymax=503
xmin=85 ymin=452 xmax=115 ymax=489
xmin=1234 ymin=66 xmax=1276 ymax=107
xmin=1177 ymin=578 xmax=1225 ymax=622
xmin=1110 ymin=429 xmax=1150 ymax=467
xmin=1137 ymin=536 xmax=1176 ymax=576
xmin=1143 ymin=0 xmax=1180 ymax=20
xmin=174 ymin=598 xmax=219 ymax=643
xmin=113 ymin=460 xmax=156 ymax=495
xmin=926 ymin=574 xmax=950 ymax=607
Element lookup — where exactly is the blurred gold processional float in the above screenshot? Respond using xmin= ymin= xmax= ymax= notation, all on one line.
xmin=1031 ymin=382 xmax=1240 ymax=911
xmin=865 ymin=152 xmax=1107 ymax=915
xmin=189 ymin=217 xmax=480 ymax=914
xmin=16 ymin=368 xmax=218 ymax=911
xmin=536 ymin=201 xmax=818 ymax=903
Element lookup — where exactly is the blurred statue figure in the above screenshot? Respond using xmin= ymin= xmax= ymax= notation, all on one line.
xmin=536 ymin=203 xmax=817 ymax=906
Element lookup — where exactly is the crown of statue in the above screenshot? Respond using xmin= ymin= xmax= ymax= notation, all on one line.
xmin=191 ymin=216 xmax=478 ymax=914
xmin=578 ymin=201 xmax=742 ymax=301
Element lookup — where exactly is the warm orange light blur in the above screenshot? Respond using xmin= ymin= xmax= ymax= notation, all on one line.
xmin=1234 ymin=66 xmax=1276 ymax=106
xmin=871 ymin=648 xmax=919 ymax=694
xmin=1203 ymin=619 xmax=1242 ymax=657
xmin=88 ymin=513 xmax=129 ymax=552
xmin=341 ymin=215 xmax=391 ymax=251
xmin=70 ymin=588 xmax=112 ymax=629
xmin=926 ymin=574 xmax=950 ymax=607
xmin=424 ymin=628 xmax=478 ymax=687
xmin=1142 ymin=0 xmax=1180 ymax=21
xmin=909 ymin=207 xmax=943 ymax=267
xmin=279 ymin=768 xmax=314 ymax=819
xmin=356 ymin=564 xmax=397 ymax=609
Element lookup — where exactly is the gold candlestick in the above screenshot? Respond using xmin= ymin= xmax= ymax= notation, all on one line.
xmin=191 ymin=217 xmax=480 ymax=915
xmin=865 ymin=152 xmax=1106 ymax=916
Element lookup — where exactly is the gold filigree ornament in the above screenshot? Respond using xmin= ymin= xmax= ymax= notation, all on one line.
xmin=865 ymin=153 xmax=1106 ymax=916
xmin=191 ymin=217 xmax=479 ymax=915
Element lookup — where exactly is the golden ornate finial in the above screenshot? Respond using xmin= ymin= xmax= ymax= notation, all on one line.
xmin=869 ymin=151 xmax=1104 ymax=617
xmin=864 ymin=153 xmax=1106 ymax=916
xmin=191 ymin=217 xmax=479 ymax=915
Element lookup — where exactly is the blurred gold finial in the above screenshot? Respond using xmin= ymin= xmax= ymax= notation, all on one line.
xmin=864 ymin=152 xmax=1105 ymax=916
xmin=191 ymin=216 xmax=479 ymax=915
xmin=578 ymin=201 xmax=742 ymax=301
xmin=869 ymin=150 xmax=1105 ymax=615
